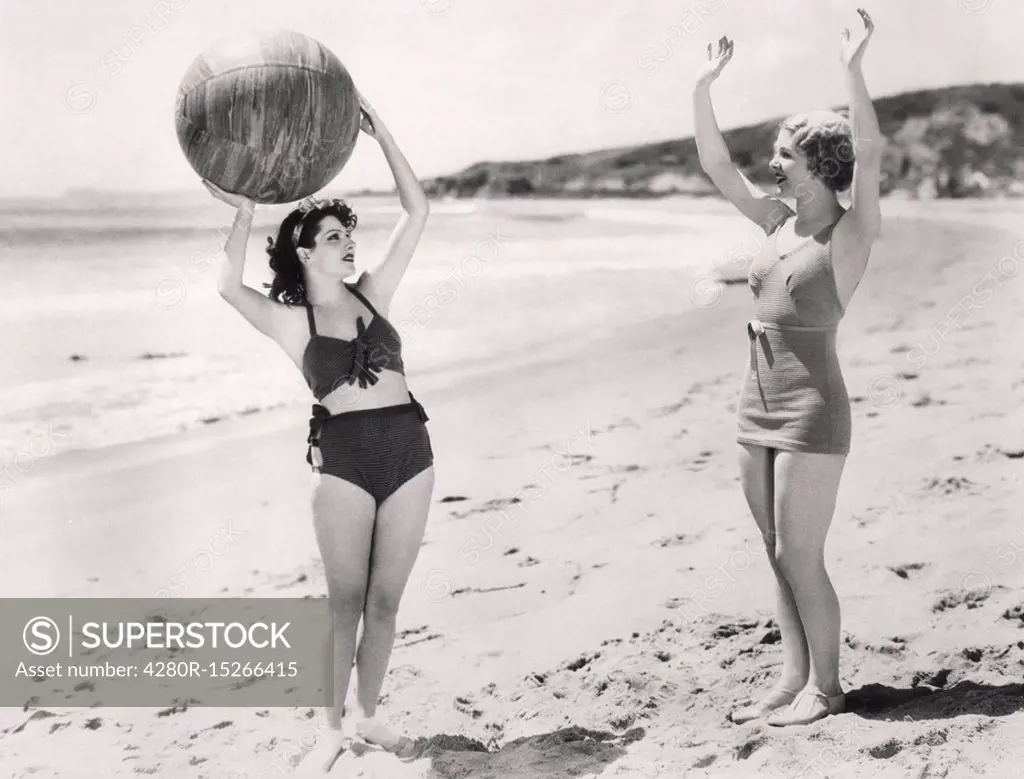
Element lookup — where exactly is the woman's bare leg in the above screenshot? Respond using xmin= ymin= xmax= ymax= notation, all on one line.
xmin=737 ymin=444 xmax=810 ymax=693
xmin=767 ymin=451 xmax=847 ymax=725
xmin=353 ymin=466 xmax=434 ymax=748
xmin=303 ymin=474 xmax=376 ymax=770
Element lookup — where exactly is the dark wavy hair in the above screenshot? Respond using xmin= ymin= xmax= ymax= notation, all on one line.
xmin=781 ymin=111 xmax=856 ymax=193
xmin=264 ymin=200 xmax=358 ymax=305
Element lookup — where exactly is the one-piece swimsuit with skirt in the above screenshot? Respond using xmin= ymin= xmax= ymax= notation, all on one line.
xmin=736 ymin=217 xmax=851 ymax=455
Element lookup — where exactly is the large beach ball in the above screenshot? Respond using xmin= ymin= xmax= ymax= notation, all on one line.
xmin=174 ymin=29 xmax=361 ymax=204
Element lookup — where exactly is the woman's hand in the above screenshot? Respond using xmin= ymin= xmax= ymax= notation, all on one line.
xmin=201 ymin=180 xmax=254 ymax=211
xmin=840 ymin=8 xmax=875 ymax=69
xmin=357 ymin=91 xmax=387 ymax=141
xmin=696 ymin=36 xmax=734 ymax=86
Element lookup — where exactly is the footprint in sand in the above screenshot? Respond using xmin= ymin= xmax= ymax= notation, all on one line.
xmin=956 ymin=642 xmax=1024 ymax=676
xmin=710 ymin=620 xmax=760 ymax=640
xmin=847 ymin=635 xmax=908 ymax=656
xmin=7 ymin=710 xmax=58 ymax=736
xmin=451 ymin=496 xmax=523 ymax=520
xmin=562 ymin=652 xmax=600 ymax=672
xmin=922 ymin=476 xmax=979 ymax=496
xmin=587 ymin=480 xmax=623 ymax=503
xmin=911 ymin=393 xmax=946 ymax=407
xmin=965 ymin=443 xmax=1024 ymax=462
xmin=652 ymin=399 xmax=691 ymax=417
xmin=693 ymin=753 xmax=718 ymax=769
xmin=687 ymin=375 xmax=733 ymax=400
xmin=688 ymin=450 xmax=716 ymax=469
xmin=454 ymin=694 xmax=485 ymax=719
xmin=888 ymin=562 xmax=927 ymax=579
xmin=396 ymin=626 xmax=431 ymax=640
xmin=156 ymin=701 xmax=197 ymax=717
xmin=652 ymin=534 xmax=694 ymax=548
xmin=734 ymin=733 xmax=768 ymax=760
xmin=1001 ymin=604 xmax=1024 ymax=626
xmin=578 ymin=464 xmax=641 ymax=482
xmin=852 ymin=505 xmax=888 ymax=528
xmin=613 ymin=463 xmax=643 ymax=474
xmin=913 ymin=729 xmax=950 ymax=748
xmin=598 ymin=418 xmax=640 ymax=433
xmin=273 ymin=572 xmax=309 ymax=590
xmin=932 ymin=585 xmax=1003 ymax=612
xmin=866 ymin=737 xmax=904 ymax=759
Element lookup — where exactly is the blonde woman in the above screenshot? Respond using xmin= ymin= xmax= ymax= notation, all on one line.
xmin=693 ymin=10 xmax=881 ymax=726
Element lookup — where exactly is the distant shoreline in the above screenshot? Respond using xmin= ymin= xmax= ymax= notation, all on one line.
xmin=29 ymin=188 xmax=1024 ymax=206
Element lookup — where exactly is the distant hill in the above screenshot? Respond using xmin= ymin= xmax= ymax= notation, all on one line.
xmin=422 ymin=83 xmax=1024 ymax=200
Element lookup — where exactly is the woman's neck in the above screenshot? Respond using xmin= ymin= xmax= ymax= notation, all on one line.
xmin=792 ymin=187 xmax=843 ymax=231
xmin=304 ymin=277 xmax=347 ymax=307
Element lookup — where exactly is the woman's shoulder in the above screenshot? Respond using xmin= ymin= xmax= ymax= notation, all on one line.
xmin=345 ymin=269 xmax=368 ymax=289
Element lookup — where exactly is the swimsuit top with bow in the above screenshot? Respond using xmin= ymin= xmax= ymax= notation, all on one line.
xmin=301 ymin=284 xmax=405 ymax=400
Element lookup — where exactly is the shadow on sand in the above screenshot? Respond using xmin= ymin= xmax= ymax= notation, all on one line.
xmin=846 ymin=680 xmax=1024 ymax=722
xmin=346 ymin=725 xmax=646 ymax=778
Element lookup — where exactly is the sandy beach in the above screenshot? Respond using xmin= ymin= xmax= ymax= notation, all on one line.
xmin=1 ymin=197 xmax=1023 ymax=778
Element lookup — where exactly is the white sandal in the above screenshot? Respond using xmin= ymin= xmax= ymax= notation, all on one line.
xmin=354 ymin=716 xmax=418 ymax=759
xmin=729 ymin=686 xmax=801 ymax=724
xmin=766 ymin=689 xmax=846 ymax=727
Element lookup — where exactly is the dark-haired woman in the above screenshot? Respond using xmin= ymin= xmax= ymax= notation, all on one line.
xmin=693 ymin=10 xmax=882 ymax=726
xmin=204 ymin=92 xmax=432 ymax=768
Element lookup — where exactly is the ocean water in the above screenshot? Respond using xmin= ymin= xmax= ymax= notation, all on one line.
xmin=0 ymin=193 xmax=748 ymax=466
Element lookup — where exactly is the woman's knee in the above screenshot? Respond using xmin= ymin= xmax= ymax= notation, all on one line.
xmin=752 ymin=529 xmax=777 ymax=562
xmin=328 ymin=586 xmax=366 ymax=623
xmin=363 ymin=589 xmax=402 ymax=624
xmin=773 ymin=542 xmax=824 ymax=578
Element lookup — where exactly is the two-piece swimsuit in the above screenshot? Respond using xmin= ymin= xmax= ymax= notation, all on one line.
xmin=301 ymin=283 xmax=433 ymax=505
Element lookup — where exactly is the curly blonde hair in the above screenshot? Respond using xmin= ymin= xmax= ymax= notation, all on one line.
xmin=781 ymin=111 xmax=855 ymax=192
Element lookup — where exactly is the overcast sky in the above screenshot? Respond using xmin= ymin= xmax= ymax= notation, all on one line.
xmin=2 ymin=0 xmax=1021 ymax=197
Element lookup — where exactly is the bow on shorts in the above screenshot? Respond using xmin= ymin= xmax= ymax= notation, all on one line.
xmin=306 ymin=405 xmax=332 ymax=469
xmin=306 ymin=394 xmax=430 ymax=471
